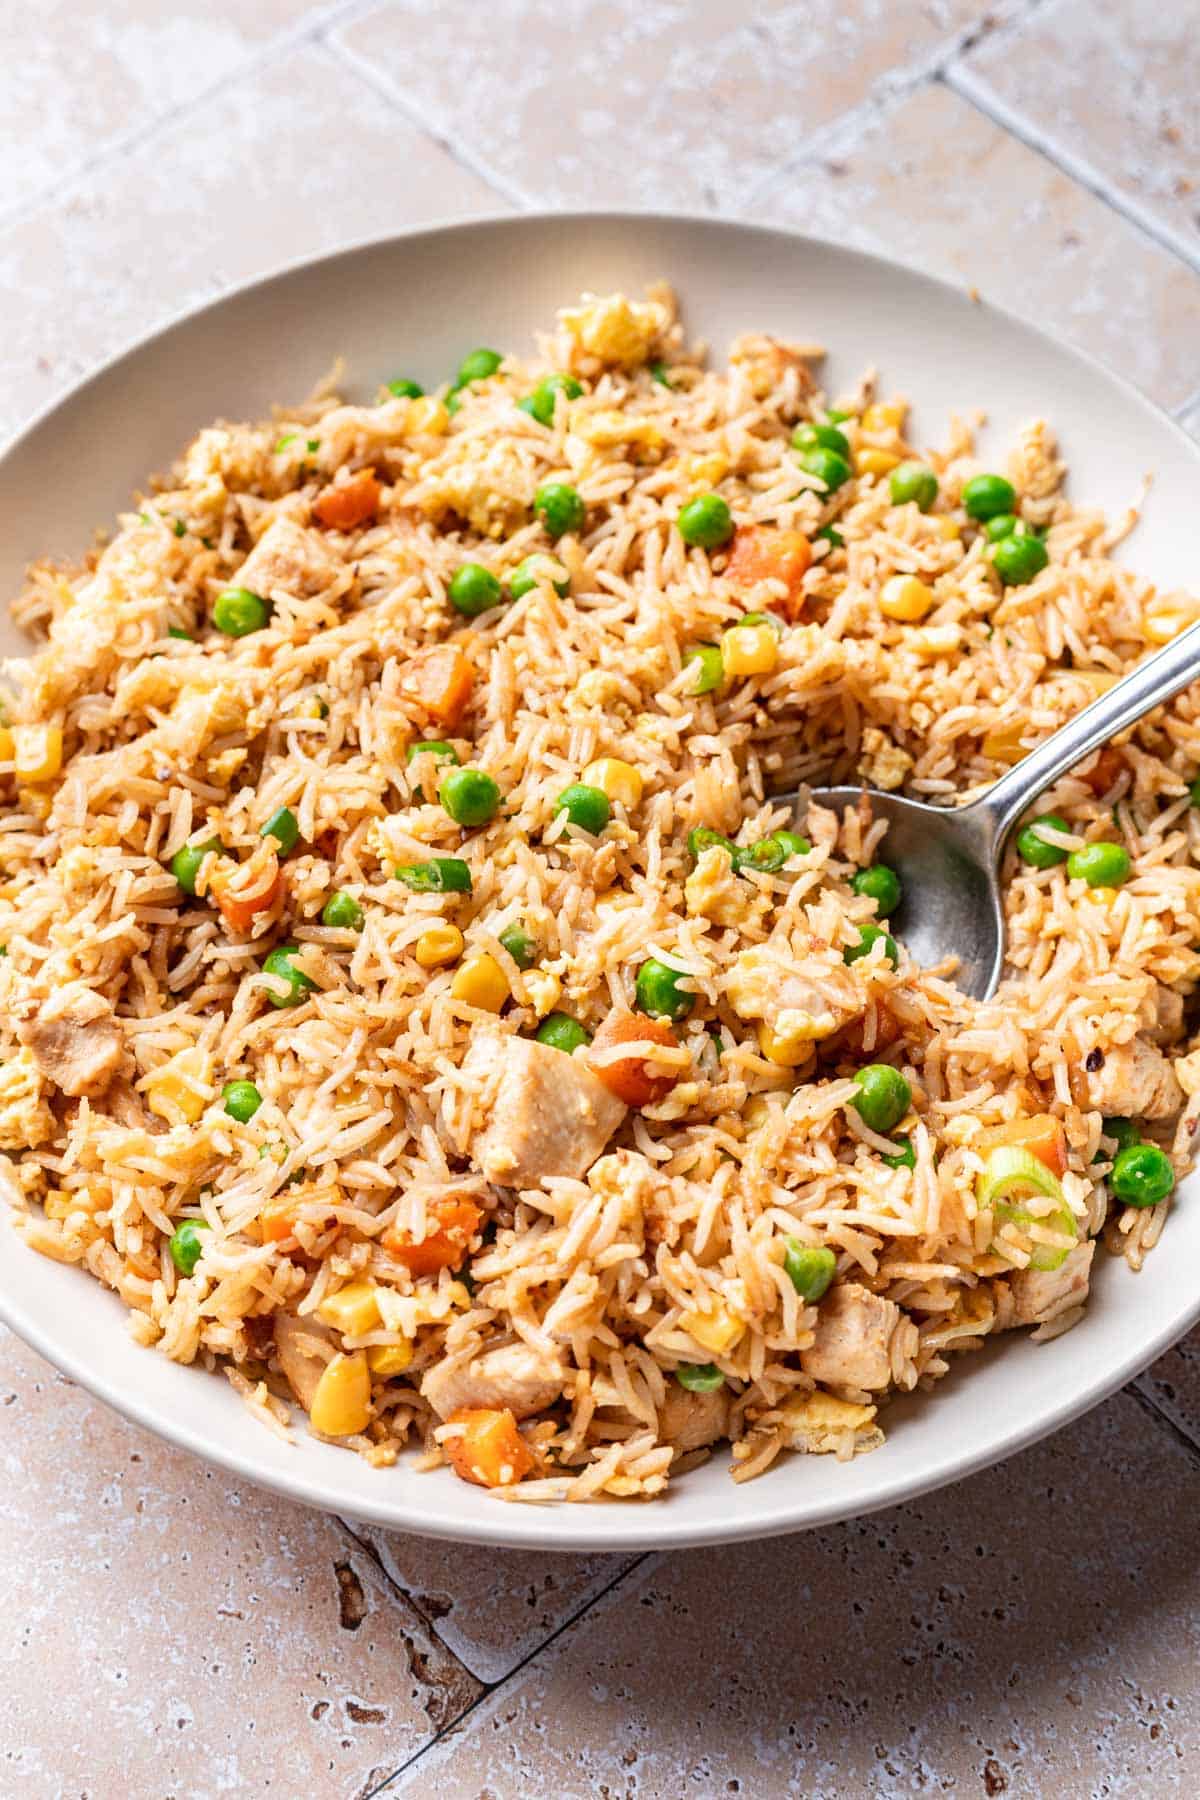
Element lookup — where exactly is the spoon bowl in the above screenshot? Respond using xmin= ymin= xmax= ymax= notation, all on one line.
xmin=795 ymin=612 xmax=1200 ymax=1001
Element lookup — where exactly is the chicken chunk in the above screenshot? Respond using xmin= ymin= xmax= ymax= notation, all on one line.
xmin=1005 ymin=1240 xmax=1095 ymax=1329
xmin=274 ymin=1311 xmax=336 ymax=1411
xmin=798 ymin=1283 xmax=901 ymax=1392
xmin=462 ymin=1031 xmax=627 ymax=1188
xmin=422 ymin=1341 xmax=565 ymax=1423
xmin=725 ymin=940 xmax=864 ymax=1051
xmin=19 ymin=986 xmax=123 ymax=1098
xmin=657 ymin=1382 xmax=730 ymax=1455
xmin=1077 ymin=1035 xmax=1182 ymax=1121
xmin=235 ymin=514 xmax=340 ymax=602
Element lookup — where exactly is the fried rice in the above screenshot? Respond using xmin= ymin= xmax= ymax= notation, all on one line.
xmin=4 ymin=284 xmax=1199 ymax=1503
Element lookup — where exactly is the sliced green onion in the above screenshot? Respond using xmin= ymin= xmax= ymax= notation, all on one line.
xmin=675 ymin=1363 xmax=725 ymax=1392
xmin=977 ymin=1144 xmax=1077 ymax=1271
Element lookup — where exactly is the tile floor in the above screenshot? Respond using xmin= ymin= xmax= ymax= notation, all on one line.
xmin=5 ymin=3 xmax=1200 ymax=1794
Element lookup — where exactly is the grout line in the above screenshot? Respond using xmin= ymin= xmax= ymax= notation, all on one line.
xmin=361 ymin=1552 xmax=659 ymax=1797
xmin=323 ymin=33 xmax=534 ymax=212
xmin=946 ymin=62 xmax=1200 ymax=280
xmin=333 ymin=1516 xmax=479 ymax=1679
xmin=0 ymin=0 xmax=367 ymax=233
xmin=1126 ymin=1381 xmax=1200 ymax=1470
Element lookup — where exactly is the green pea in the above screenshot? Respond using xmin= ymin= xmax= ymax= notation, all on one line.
xmin=555 ymin=783 xmax=610 ymax=835
xmin=535 ymin=1012 xmax=592 ymax=1054
xmin=687 ymin=826 xmax=738 ymax=861
xmin=521 ymin=373 xmax=583 ymax=426
xmin=440 ymin=767 xmax=501 ymax=827
xmin=260 ymin=806 xmax=300 ymax=855
xmin=844 ymin=922 xmax=899 ymax=967
xmin=457 ymin=348 xmax=503 ymax=385
xmin=825 ymin=409 xmax=853 ymax=424
xmin=1110 ymin=1142 xmax=1175 ymax=1208
xmin=1067 ymin=841 xmax=1131 ymax=888
xmin=792 ymin=421 xmax=852 ymax=460
xmin=169 ymin=1219 xmax=209 ymax=1277
xmin=261 ymin=945 xmax=317 ymax=1008
xmin=677 ymin=493 xmax=733 ymax=550
xmin=782 ymin=1239 xmax=837 ymax=1302
xmin=984 ymin=512 xmax=1019 ymax=543
xmin=1189 ymin=775 xmax=1200 ymax=808
xmin=213 ymin=587 xmax=270 ymax=637
xmin=321 ymin=890 xmax=364 ymax=931
xmin=650 ymin=362 xmax=673 ymax=388
xmin=851 ymin=864 xmax=902 ymax=914
xmin=675 ymin=1363 xmax=725 ymax=1392
xmin=222 ymin=1080 xmax=262 ymax=1123
xmin=1016 ymin=812 xmax=1070 ymax=869
xmin=993 ymin=532 xmax=1049 ymax=586
xmin=395 ymin=857 xmax=472 ymax=893
xmin=815 ymin=524 xmax=845 ymax=549
xmin=509 ymin=554 xmax=569 ymax=601
xmin=387 ymin=377 xmax=424 ymax=399
xmin=683 ymin=644 xmax=724 ymax=694
xmin=448 ymin=561 xmax=504 ymax=617
xmin=796 ymin=446 xmax=852 ymax=492
xmin=498 ymin=924 xmax=535 ymax=969
xmin=167 ymin=626 xmax=193 ymax=641
xmin=882 ymin=1135 xmax=916 ymax=1170
xmin=635 ymin=957 xmax=695 ymax=1022
xmin=889 ymin=461 xmax=939 ymax=512
xmin=740 ymin=830 xmax=811 ymax=872
xmin=170 ymin=837 xmax=222 ymax=896
xmin=962 ymin=473 xmax=1017 ymax=521
xmin=850 ymin=1063 xmax=911 ymax=1134
xmin=534 ymin=482 xmax=586 ymax=539
xmin=1102 ymin=1116 xmax=1139 ymax=1153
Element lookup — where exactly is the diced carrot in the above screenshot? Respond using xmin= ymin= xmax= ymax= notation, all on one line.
xmin=210 ymin=849 xmax=282 ymax=933
xmin=445 ymin=1407 xmax=535 ymax=1488
xmin=259 ymin=1200 xmax=299 ymax=1244
xmin=400 ymin=645 xmax=475 ymax=728
xmin=1081 ymin=745 xmax=1124 ymax=796
xmin=589 ymin=1008 xmax=681 ymax=1108
xmin=383 ymin=1195 xmax=482 ymax=1276
xmin=978 ymin=1114 xmax=1067 ymax=1178
xmin=725 ymin=525 xmax=813 ymax=621
xmin=312 ymin=470 xmax=383 ymax=532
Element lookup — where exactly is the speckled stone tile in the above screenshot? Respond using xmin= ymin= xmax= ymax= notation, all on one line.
xmin=0 ymin=1325 xmax=480 ymax=1797
xmin=334 ymin=0 xmax=1000 ymax=211
xmin=399 ymin=1390 xmax=1199 ymax=1798
xmin=349 ymin=1523 xmax=638 ymax=1683
xmin=750 ymin=80 xmax=1200 ymax=409
xmin=4 ymin=0 xmax=324 ymax=218
xmin=957 ymin=0 xmax=1200 ymax=264
xmin=0 ymin=41 xmax=508 ymax=442
xmin=1180 ymin=397 xmax=1200 ymax=440
xmin=1137 ymin=1326 xmax=1200 ymax=1455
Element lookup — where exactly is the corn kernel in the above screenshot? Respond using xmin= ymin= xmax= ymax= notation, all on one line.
xmin=415 ymin=923 xmax=464 ymax=968
xmin=524 ymin=968 xmax=561 ymax=1018
xmin=757 ymin=1021 xmax=817 ymax=1069
xmin=862 ymin=401 xmax=906 ymax=433
xmin=451 ymin=953 xmax=509 ymax=1011
xmin=981 ymin=720 xmax=1029 ymax=763
xmin=933 ymin=515 xmax=961 ymax=541
xmin=856 ymin=447 xmax=901 ymax=479
xmin=680 ymin=1302 xmax=744 ymax=1357
xmin=721 ymin=622 xmax=778 ymax=677
xmin=0 ymin=726 xmax=13 ymax=762
xmin=145 ymin=1045 xmax=211 ymax=1126
xmin=13 ymin=724 xmax=63 ymax=783
xmin=316 ymin=1280 xmax=382 ymax=1336
xmin=366 ymin=1341 xmax=415 ymax=1376
xmin=684 ymin=450 xmax=729 ymax=491
xmin=310 ymin=1351 xmax=372 ymax=1436
xmin=582 ymin=758 xmax=644 ymax=808
xmin=879 ymin=575 xmax=935 ymax=622
xmin=407 ymin=396 xmax=448 ymax=436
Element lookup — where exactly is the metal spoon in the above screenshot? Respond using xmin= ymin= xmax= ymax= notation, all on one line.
xmin=795 ymin=616 xmax=1200 ymax=1001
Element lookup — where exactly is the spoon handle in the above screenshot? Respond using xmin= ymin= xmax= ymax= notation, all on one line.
xmin=976 ymin=614 xmax=1200 ymax=842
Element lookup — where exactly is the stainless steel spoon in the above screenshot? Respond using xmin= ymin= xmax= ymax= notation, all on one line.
xmin=795 ymin=616 xmax=1200 ymax=1001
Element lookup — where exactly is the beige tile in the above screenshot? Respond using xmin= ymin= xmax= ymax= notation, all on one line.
xmin=403 ymin=1390 xmax=1200 ymax=1797
xmin=0 ymin=1326 xmax=480 ymax=1796
xmin=5 ymin=0 xmax=320 ymax=214
xmin=751 ymin=81 xmax=1200 ymax=409
xmin=352 ymin=1523 xmax=638 ymax=1682
xmin=335 ymin=0 xmax=993 ymax=211
xmin=958 ymin=0 xmax=1200 ymax=263
xmin=0 ymin=42 xmax=508 ymax=442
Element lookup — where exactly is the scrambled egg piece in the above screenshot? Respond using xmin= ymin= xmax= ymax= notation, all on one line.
xmin=420 ymin=442 xmax=533 ymax=536
xmin=0 ymin=1048 xmax=55 ymax=1150
xmin=559 ymin=293 xmax=668 ymax=370
xmin=685 ymin=846 xmax=752 ymax=928
xmin=779 ymin=1390 xmax=883 ymax=1457
xmin=859 ymin=725 xmax=914 ymax=792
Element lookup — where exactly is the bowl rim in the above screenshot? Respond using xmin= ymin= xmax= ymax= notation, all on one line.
xmin=2 ymin=207 xmax=1199 ymax=1553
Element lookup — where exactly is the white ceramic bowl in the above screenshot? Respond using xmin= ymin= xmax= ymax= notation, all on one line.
xmin=2 ymin=214 xmax=1198 ymax=1552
